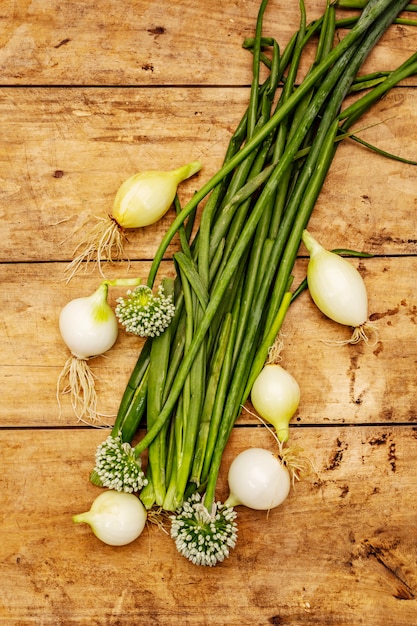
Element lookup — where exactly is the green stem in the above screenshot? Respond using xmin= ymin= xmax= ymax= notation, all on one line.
xmin=174 ymin=252 xmax=209 ymax=310
xmin=349 ymin=134 xmax=417 ymax=165
xmin=198 ymin=108 xmax=249 ymax=290
xmin=190 ymin=313 xmax=232 ymax=485
xmin=339 ymin=53 xmax=417 ymax=125
xmin=137 ymin=0 xmax=406 ymax=463
xmin=200 ymin=288 xmax=242 ymax=486
xmin=141 ymin=278 xmax=175 ymax=507
xmin=202 ymin=119 xmax=339 ymax=512
xmin=112 ymin=339 xmax=151 ymax=440
xmin=247 ymin=0 xmax=269 ymax=138
xmin=337 ymin=0 xmax=416 ymax=10
xmin=146 ymin=0 xmax=401 ymax=289
xmin=244 ymin=290 xmax=293 ymax=398
xmin=113 ymin=367 xmax=149 ymax=444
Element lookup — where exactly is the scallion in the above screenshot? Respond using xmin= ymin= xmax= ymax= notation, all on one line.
xmin=86 ymin=0 xmax=415 ymax=567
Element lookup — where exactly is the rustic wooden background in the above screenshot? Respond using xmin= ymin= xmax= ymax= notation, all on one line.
xmin=1 ymin=1 xmax=416 ymax=624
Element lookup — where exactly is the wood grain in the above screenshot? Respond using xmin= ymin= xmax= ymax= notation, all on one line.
xmin=1 ymin=0 xmax=416 ymax=86
xmin=1 ymin=1 xmax=417 ymax=624
xmin=0 ymin=87 xmax=416 ymax=263
xmin=0 ymin=257 xmax=416 ymax=428
xmin=1 ymin=426 xmax=417 ymax=625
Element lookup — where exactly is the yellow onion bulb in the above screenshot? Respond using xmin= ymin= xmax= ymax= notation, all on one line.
xmin=112 ymin=160 xmax=202 ymax=228
xmin=251 ymin=363 xmax=300 ymax=443
xmin=64 ymin=161 xmax=201 ymax=282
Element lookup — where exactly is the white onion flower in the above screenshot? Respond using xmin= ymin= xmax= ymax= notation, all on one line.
xmin=115 ymin=283 xmax=175 ymax=337
xmin=92 ymin=434 xmax=148 ymax=493
xmin=171 ymin=492 xmax=238 ymax=567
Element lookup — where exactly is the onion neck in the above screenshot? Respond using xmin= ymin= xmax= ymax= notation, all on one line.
xmin=171 ymin=160 xmax=202 ymax=184
xmin=224 ymin=493 xmax=240 ymax=508
xmin=302 ymin=229 xmax=324 ymax=258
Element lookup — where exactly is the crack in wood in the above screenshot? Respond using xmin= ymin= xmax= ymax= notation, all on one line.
xmin=326 ymin=437 xmax=348 ymax=470
xmin=388 ymin=441 xmax=397 ymax=472
xmin=364 ymin=542 xmax=415 ymax=600
xmin=54 ymin=38 xmax=71 ymax=49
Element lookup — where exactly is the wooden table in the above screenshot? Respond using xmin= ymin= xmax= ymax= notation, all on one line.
xmin=1 ymin=1 xmax=417 ymax=624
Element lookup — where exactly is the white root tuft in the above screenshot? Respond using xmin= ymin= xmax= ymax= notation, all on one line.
xmin=266 ymin=332 xmax=285 ymax=364
xmin=322 ymin=319 xmax=378 ymax=347
xmin=64 ymin=215 xmax=128 ymax=282
xmin=277 ymin=440 xmax=315 ymax=486
xmin=146 ymin=507 xmax=171 ymax=535
xmin=56 ymin=355 xmax=112 ymax=426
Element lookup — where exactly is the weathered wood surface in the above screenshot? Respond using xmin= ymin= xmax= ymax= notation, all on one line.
xmin=1 ymin=1 xmax=417 ymax=624
xmin=1 ymin=0 xmax=416 ymax=86
xmin=0 ymin=87 xmax=416 ymax=263
xmin=2 ymin=426 xmax=417 ymax=625
xmin=1 ymin=257 xmax=416 ymax=428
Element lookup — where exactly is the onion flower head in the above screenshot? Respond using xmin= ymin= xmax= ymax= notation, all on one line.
xmin=115 ymin=282 xmax=175 ymax=338
xmin=91 ymin=433 xmax=148 ymax=493
xmin=170 ymin=492 xmax=238 ymax=567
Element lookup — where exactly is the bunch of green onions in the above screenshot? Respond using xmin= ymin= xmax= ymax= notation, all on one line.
xmin=91 ymin=0 xmax=417 ymax=564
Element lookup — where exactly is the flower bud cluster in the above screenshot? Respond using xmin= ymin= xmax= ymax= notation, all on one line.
xmin=93 ymin=434 xmax=148 ymax=493
xmin=170 ymin=492 xmax=238 ymax=566
xmin=115 ymin=284 xmax=175 ymax=337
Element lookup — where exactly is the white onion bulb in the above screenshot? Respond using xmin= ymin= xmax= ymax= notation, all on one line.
xmin=302 ymin=229 xmax=369 ymax=330
xmin=73 ymin=490 xmax=147 ymax=546
xmin=57 ymin=281 xmax=128 ymax=424
xmin=225 ymin=448 xmax=290 ymax=510
xmin=59 ymin=282 xmax=119 ymax=359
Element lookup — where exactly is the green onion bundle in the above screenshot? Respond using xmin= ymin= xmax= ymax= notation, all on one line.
xmin=91 ymin=0 xmax=417 ymax=564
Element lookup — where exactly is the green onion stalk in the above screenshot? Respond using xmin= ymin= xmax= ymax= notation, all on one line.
xmin=91 ymin=0 xmax=416 ymax=565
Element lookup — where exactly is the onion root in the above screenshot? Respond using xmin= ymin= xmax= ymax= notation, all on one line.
xmin=64 ymin=215 xmax=128 ymax=282
xmin=57 ymin=355 xmax=112 ymax=426
xmin=322 ymin=319 xmax=378 ymax=346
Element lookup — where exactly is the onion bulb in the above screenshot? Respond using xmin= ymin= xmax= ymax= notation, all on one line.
xmin=73 ymin=490 xmax=147 ymax=546
xmin=57 ymin=278 xmax=139 ymax=424
xmin=251 ymin=364 xmax=300 ymax=443
xmin=224 ymin=448 xmax=290 ymax=510
xmin=302 ymin=229 xmax=375 ymax=344
xmin=65 ymin=160 xmax=202 ymax=280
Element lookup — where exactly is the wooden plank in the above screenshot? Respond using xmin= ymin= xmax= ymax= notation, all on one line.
xmin=0 ymin=86 xmax=416 ymax=264
xmin=1 ymin=256 xmax=416 ymax=428
xmin=1 ymin=1 xmax=416 ymax=86
xmin=1 ymin=425 xmax=416 ymax=625
xmin=1 ymin=2 xmax=416 ymax=622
